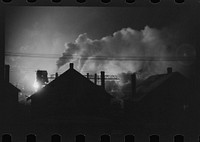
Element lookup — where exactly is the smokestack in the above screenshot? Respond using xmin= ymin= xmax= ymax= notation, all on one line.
xmin=55 ymin=72 xmax=58 ymax=78
xmin=101 ymin=71 xmax=105 ymax=89
xmin=167 ymin=67 xmax=172 ymax=74
xmin=131 ymin=73 xmax=136 ymax=97
xmin=94 ymin=73 xmax=97 ymax=85
xmin=69 ymin=63 xmax=74 ymax=69
xmin=4 ymin=65 xmax=10 ymax=83
xmin=87 ymin=73 xmax=89 ymax=79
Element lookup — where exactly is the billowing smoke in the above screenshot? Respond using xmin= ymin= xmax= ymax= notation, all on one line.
xmin=56 ymin=26 xmax=196 ymax=98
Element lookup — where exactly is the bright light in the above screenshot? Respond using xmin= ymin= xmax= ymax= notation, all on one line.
xmin=33 ymin=80 xmax=40 ymax=91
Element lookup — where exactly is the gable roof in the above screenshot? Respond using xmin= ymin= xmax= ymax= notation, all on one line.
xmin=134 ymin=72 xmax=189 ymax=101
xmin=4 ymin=81 xmax=21 ymax=94
xmin=29 ymin=67 xmax=112 ymax=99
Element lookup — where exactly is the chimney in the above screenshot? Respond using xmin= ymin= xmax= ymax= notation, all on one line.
xmin=4 ymin=65 xmax=10 ymax=83
xmin=55 ymin=72 xmax=58 ymax=78
xmin=87 ymin=73 xmax=89 ymax=79
xmin=94 ymin=73 xmax=97 ymax=85
xmin=69 ymin=63 xmax=74 ymax=69
xmin=131 ymin=73 xmax=136 ymax=97
xmin=167 ymin=67 xmax=172 ymax=74
xmin=101 ymin=71 xmax=105 ymax=89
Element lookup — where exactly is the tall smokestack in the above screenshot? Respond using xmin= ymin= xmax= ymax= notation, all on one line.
xmin=101 ymin=71 xmax=105 ymax=89
xmin=167 ymin=67 xmax=172 ymax=74
xmin=87 ymin=73 xmax=89 ymax=79
xmin=131 ymin=73 xmax=136 ymax=97
xmin=94 ymin=73 xmax=97 ymax=85
xmin=4 ymin=65 xmax=10 ymax=83
xmin=55 ymin=72 xmax=58 ymax=78
xmin=69 ymin=63 xmax=74 ymax=69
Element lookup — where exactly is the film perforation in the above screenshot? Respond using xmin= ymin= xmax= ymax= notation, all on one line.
xmin=2 ymin=134 xmax=11 ymax=142
xmin=174 ymin=0 xmax=185 ymax=3
xmin=1 ymin=0 xmax=11 ymax=3
xmin=125 ymin=0 xmax=135 ymax=3
xmin=100 ymin=135 xmax=110 ymax=142
xmin=101 ymin=0 xmax=111 ymax=4
xmin=0 ymin=0 xmax=190 ymax=5
xmin=51 ymin=134 xmax=61 ymax=142
xmin=150 ymin=0 xmax=160 ymax=4
xmin=76 ymin=134 xmax=85 ymax=142
xmin=0 ymin=134 xmax=198 ymax=142
xmin=76 ymin=0 xmax=86 ymax=3
xmin=150 ymin=135 xmax=159 ymax=142
xmin=124 ymin=135 xmax=135 ymax=142
xmin=26 ymin=134 xmax=36 ymax=142
xmin=26 ymin=0 xmax=36 ymax=3
xmin=174 ymin=135 xmax=184 ymax=142
xmin=51 ymin=0 xmax=61 ymax=3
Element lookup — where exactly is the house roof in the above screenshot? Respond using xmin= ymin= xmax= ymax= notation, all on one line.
xmin=28 ymin=66 xmax=112 ymax=100
xmin=134 ymin=72 xmax=189 ymax=101
xmin=4 ymin=81 xmax=21 ymax=93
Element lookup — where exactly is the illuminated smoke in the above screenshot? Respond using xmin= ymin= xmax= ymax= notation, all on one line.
xmin=56 ymin=26 xmax=195 ymax=98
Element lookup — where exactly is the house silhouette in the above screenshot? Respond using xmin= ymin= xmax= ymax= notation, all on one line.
xmin=124 ymin=68 xmax=193 ymax=125
xmin=28 ymin=63 xmax=113 ymax=121
xmin=1 ymin=65 xmax=21 ymax=122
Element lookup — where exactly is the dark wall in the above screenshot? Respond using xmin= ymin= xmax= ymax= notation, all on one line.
xmin=31 ymin=84 xmax=112 ymax=118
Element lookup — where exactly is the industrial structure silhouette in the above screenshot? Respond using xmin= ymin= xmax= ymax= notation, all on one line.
xmin=0 ymin=63 xmax=197 ymax=131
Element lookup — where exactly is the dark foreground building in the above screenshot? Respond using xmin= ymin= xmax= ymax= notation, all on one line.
xmin=1 ymin=65 xmax=21 ymax=122
xmin=124 ymin=68 xmax=193 ymax=126
xmin=28 ymin=63 xmax=113 ymax=122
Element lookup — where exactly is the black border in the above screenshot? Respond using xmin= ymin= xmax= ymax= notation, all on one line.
xmin=0 ymin=0 xmax=200 ymax=141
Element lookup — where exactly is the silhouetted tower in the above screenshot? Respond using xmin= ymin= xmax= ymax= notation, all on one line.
xmin=69 ymin=63 xmax=74 ymax=69
xmin=167 ymin=67 xmax=172 ymax=74
xmin=87 ymin=73 xmax=89 ymax=79
xmin=131 ymin=73 xmax=136 ymax=97
xmin=101 ymin=71 xmax=105 ymax=89
xmin=55 ymin=72 xmax=58 ymax=78
xmin=36 ymin=70 xmax=48 ymax=85
xmin=4 ymin=65 xmax=10 ymax=83
xmin=94 ymin=73 xmax=97 ymax=85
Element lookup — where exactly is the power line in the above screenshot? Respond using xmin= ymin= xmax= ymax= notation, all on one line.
xmin=5 ymin=52 xmax=196 ymax=61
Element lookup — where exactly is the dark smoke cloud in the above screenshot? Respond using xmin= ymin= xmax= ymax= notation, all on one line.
xmin=56 ymin=26 xmax=196 ymax=98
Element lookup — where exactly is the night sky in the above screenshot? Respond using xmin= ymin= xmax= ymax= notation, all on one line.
xmin=5 ymin=5 xmax=200 ymax=94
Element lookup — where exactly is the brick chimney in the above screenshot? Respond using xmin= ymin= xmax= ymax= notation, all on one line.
xmin=167 ymin=67 xmax=172 ymax=74
xmin=131 ymin=73 xmax=136 ymax=97
xmin=4 ymin=65 xmax=10 ymax=83
xmin=101 ymin=71 xmax=105 ymax=89
xmin=94 ymin=73 xmax=97 ymax=85
xmin=69 ymin=63 xmax=74 ymax=69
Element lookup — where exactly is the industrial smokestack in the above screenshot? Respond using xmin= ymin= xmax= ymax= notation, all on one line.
xmin=167 ymin=67 xmax=172 ymax=74
xmin=131 ymin=73 xmax=136 ymax=97
xmin=4 ymin=65 xmax=10 ymax=83
xmin=87 ymin=73 xmax=89 ymax=79
xmin=55 ymin=72 xmax=58 ymax=78
xmin=69 ymin=63 xmax=74 ymax=69
xmin=94 ymin=73 xmax=97 ymax=85
xmin=101 ymin=71 xmax=105 ymax=89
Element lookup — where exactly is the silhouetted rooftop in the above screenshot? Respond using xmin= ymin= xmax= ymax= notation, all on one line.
xmin=134 ymin=72 xmax=189 ymax=101
xmin=4 ymin=81 xmax=21 ymax=94
xmin=28 ymin=65 xmax=112 ymax=99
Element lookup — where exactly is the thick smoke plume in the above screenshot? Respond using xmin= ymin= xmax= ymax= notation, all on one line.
xmin=56 ymin=26 xmax=195 ymax=98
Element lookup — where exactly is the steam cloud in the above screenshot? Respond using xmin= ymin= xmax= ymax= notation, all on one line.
xmin=56 ymin=26 xmax=195 ymax=98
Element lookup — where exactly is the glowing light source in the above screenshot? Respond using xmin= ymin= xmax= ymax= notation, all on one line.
xmin=33 ymin=80 xmax=40 ymax=91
